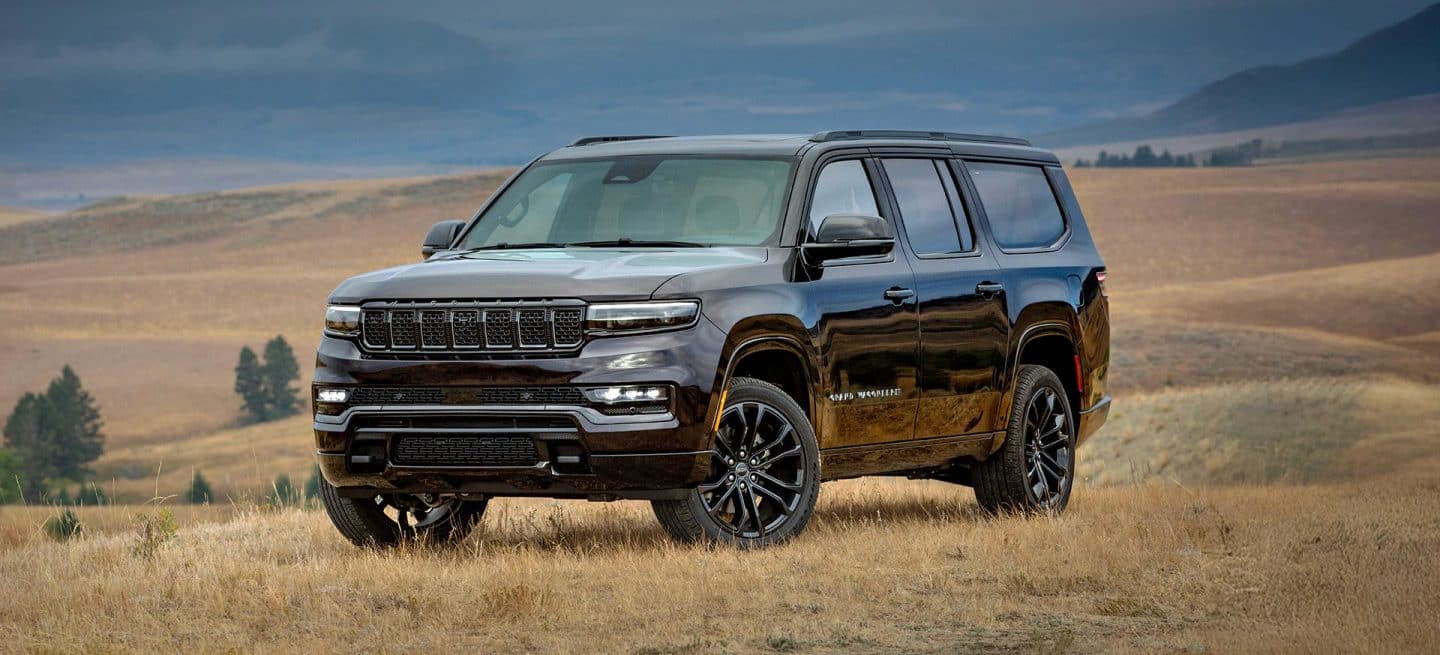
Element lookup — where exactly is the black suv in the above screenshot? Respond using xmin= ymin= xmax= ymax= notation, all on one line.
xmin=313 ymin=131 xmax=1110 ymax=548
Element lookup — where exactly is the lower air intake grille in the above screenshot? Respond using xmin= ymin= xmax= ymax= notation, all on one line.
xmin=391 ymin=434 xmax=539 ymax=467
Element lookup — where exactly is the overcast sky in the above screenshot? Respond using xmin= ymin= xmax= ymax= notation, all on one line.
xmin=0 ymin=0 xmax=1431 ymax=205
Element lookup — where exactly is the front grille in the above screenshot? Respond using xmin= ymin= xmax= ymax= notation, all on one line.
xmin=348 ymin=386 xmax=586 ymax=406
xmin=360 ymin=301 xmax=586 ymax=355
xmin=391 ymin=434 xmax=539 ymax=467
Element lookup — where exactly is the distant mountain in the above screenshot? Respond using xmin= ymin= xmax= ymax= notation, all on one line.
xmin=1042 ymin=3 xmax=1440 ymax=147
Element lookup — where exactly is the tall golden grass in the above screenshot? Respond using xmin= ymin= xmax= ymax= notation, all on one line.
xmin=1 ymin=477 xmax=1436 ymax=653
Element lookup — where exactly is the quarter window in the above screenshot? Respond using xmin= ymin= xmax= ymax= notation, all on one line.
xmin=881 ymin=158 xmax=972 ymax=255
xmin=809 ymin=160 xmax=881 ymax=235
xmin=966 ymin=162 xmax=1066 ymax=250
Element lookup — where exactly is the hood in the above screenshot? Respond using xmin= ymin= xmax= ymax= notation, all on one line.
xmin=329 ymin=247 xmax=769 ymax=302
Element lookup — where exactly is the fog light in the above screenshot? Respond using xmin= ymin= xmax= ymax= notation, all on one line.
xmin=317 ymin=388 xmax=349 ymax=403
xmin=582 ymin=385 xmax=668 ymax=404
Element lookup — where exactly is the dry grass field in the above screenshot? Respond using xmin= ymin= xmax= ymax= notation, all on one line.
xmin=1 ymin=156 xmax=1438 ymax=652
xmin=2 ymin=476 xmax=1437 ymax=653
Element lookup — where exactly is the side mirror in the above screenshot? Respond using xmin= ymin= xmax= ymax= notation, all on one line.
xmin=802 ymin=214 xmax=895 ymax=264
xmin=421 ymin=220 xmax=466 ymax=259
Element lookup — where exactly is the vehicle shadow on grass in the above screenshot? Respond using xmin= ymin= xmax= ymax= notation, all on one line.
xmin=812 ymin=491 xmax=987 ymax=528
xmin=432 ymin=491 xmax=988 ymax=556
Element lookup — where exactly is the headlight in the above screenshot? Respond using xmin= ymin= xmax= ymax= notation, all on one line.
xmin=586 ymin=301 xmax=699 ymax=334
xmin=324 ymin=305 xmax=361 ymax=336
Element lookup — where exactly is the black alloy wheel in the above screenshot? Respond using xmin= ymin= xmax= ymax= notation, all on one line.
xmin=974 ymin=364 xmax=1077 ymax=513
xmin=652 ymin=377 xmax=820 ymax=547
xmin=1022 ymin=386 xmax=1074 ymax=508
xmin=699 ymin=399 xmax=809 ymax=538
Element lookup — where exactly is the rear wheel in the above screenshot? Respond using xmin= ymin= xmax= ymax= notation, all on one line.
xmin=652 ymin=377 xmax=820 ymax=548
xmin=318 ymin=480 xmax=487 ymax=548
xmin=974 ymin=364 xmax=1076 ymax=514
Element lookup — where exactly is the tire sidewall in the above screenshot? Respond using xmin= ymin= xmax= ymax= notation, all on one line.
xmin=1008 ymin=366 xmax=1076 ymax=511
xmin=682 ymin=378 xmax=820 ymax=547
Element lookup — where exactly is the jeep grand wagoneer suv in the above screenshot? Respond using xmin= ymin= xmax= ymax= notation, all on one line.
xmin=312 ymin=131 xmax=1110 ymax=548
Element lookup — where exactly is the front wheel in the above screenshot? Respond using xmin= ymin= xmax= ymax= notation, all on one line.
xmin=318 ymin=480 xmax=488 ymax=548
xmin=652 ymin=377 xmax=820 ymax=548
xmin=974 ymin=364 xmax=1077 ymax=514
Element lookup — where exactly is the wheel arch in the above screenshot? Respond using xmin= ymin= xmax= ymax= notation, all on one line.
xmin=711 ymin=329 xmax=819 ymax=437
xmin=999 ymin=303 xmax=1085 ymax=430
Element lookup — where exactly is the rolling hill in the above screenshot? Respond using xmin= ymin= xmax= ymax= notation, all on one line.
xmin=1044 ymin=2 xmax=1440 ymax=148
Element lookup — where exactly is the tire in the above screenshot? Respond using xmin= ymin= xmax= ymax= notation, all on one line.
xmin=651 ymin=377 xmax=821 ymax=548
xmin=318 ymin=479 xmax=488 ymax=548
xmin=974 ymin=364 xmax=1077 ymax=514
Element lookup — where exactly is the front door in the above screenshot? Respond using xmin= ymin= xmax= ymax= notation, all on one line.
xmin=876 ymin=156 xmax=1010 ymax=440
xmin=805 ymin=157 xmax=920 ymax=448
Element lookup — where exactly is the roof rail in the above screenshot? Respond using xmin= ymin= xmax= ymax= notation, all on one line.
xmin=568 ymin=135 xmax=673 ymax=147
xmin=809 ymin=130 xmax=1031 ymax=147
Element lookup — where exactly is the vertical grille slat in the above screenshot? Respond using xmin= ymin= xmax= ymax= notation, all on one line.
xmin=420 ymin=310 xmax=450 ymax=348
xmin=389 ymin=311 xmax=418 ymax=348
xmin=451 ymin=310 xmax=481 ymax=347
xmin=552 ymin=308 xmax=584 ymax=346
xmin=517 ymin=309 xmax=549 ymax=348
xmin=362 ymin=311 xmax=389 ymax=348
xmin=358 ymin=302 xmax=588 ymax=355
xmin=484 ymin=309 xmax=514 ymax=348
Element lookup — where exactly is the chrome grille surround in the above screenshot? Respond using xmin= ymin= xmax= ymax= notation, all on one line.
xmin=359 ymin=300 xmax=586 ymax=355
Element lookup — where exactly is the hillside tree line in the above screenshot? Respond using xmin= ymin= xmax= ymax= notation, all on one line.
xmin=1074 ymin=145 xmax=1197 ymax=168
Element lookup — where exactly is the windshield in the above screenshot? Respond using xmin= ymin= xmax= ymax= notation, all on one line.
xmin=458 ymin=156 xmax=795 ymax=249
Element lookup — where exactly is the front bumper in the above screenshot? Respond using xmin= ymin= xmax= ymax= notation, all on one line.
xmin=311 ymin=320 xmax=726 ymax=499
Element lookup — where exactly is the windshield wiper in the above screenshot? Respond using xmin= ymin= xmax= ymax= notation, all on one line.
xmin=566 ymin=238 xmax=707 ymax=248
xmin=462 ymin=241 xmax=567 ymax=251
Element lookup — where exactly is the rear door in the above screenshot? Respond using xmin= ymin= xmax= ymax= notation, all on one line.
xmin=875 ymin=156 xmax=1010 ymax=440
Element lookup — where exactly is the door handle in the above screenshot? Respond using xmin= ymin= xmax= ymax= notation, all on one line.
xmin=975 ymin=281 xmax=1005 ymax=296
xmin=884 ymin=287 xmax=914 ymax=304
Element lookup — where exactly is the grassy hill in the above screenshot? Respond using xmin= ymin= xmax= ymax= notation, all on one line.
xmin=0 ymin=205 xmax=47 ymax=228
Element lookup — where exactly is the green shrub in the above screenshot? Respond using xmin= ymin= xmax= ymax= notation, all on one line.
xmin=44 ymin=509 xmax=83 ymax=541
xmin=133 ymin=508 xmax=178 ymax=558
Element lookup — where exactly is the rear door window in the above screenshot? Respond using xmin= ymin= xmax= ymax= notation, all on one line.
xmin=966 ymin=162 xmax=1066 ymax=250
xmin=880 ymin=158 xmax=972 ymax=255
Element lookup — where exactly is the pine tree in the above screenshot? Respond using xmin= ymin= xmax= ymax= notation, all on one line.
xmin=1133 ymin=145 xmax=1157 ymax=167
xmin=187 ymin=470 xmax=214 ymax=504
xmin=0 ymin=449 xmax=22 ymax=504
xmin=234 ymin=346 xmax=267 ymax=423
xmin=43 ymin=366 xmax=105 ymax=481
xmin=2 ymin=393 xmax=50 ymax=500
xmin=260 ymin=336 xmax=301 ymax=420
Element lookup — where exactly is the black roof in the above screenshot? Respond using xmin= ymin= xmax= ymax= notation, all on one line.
xmin=542 ymin=132 xmax=1058 ymax=164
